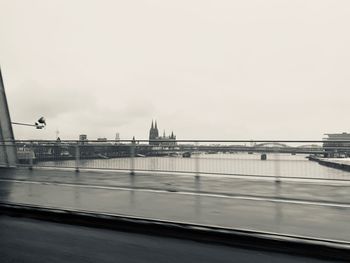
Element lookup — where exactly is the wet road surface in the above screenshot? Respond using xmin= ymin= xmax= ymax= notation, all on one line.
xmin=0 ymin=215 xmax=334 ymax=263
xmin=2 ymin=167 xmax=350 ymax=203
xmin=1 ymin=168 xmax=350 ymax=242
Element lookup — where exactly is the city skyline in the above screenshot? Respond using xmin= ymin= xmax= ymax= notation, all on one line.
xmin=1 ymin=0 xmax=349 ymax=140
xmin=1 ymin=2 xmax=350 ymax=260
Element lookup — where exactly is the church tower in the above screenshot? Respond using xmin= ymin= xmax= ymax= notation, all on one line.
xmin=149 ymin=120 xmax=160 ymax=145
xmin=148 ymin=119 xmax=176 ymax=146
xmin=154 ymin=120 xmax=159 ymax=137
xmin=149 ymin=120 xmax=154 ymax=140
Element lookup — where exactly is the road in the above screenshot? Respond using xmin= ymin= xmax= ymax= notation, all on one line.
xmin=1 ymin=168 xmax=350 ymax=242
xmin=2 ymin=167 xmax=350 ymax=203
xmin=0 ymin=215 xmax=333 ymax=263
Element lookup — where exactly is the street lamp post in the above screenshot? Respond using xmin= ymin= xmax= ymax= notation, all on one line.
xmin=11 ymin=117 xmax=46 ymax=169
xmin=11 ymin=117 xmax=46 ymax=129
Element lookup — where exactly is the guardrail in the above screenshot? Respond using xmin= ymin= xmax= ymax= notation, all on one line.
xmin=1 ymin=139 xmax=348 ymax=181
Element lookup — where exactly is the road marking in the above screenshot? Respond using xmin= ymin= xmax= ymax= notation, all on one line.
xmin=1 ymin=178 xmax=350 ymax=208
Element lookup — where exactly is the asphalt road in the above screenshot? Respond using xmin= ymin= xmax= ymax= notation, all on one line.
xmin=0 ymin=215 xmax=333 ymax=263
xmin=2 ymin=167 xmax=350 ymax=203
xmin=1 ymin=168 xmax=350 ymax=242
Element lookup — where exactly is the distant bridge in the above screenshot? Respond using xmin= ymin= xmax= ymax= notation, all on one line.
xmin=173 ymin=145 xmax=324 ymax=155
xmin=254 ymin=142 xmax=288 ymax=148
xmin=15 ymin=142 xmax=326 ymax=164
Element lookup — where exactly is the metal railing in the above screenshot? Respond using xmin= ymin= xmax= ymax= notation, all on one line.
xmin=2 ymin=139 xmax=349 ymax=181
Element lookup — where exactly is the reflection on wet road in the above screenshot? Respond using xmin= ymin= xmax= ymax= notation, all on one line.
xmin=1 ymin=168 xmax=350 ymax=242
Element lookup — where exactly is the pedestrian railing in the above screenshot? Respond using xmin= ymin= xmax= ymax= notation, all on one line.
xmin=1 ymin=139 xmax=349 ymax=181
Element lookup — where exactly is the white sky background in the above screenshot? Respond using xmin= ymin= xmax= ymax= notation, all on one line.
xmin=0 ymin=0 xmax=349 ymax=140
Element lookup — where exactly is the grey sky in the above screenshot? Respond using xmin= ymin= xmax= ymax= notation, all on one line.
xmin=1 ymin=0 xmax=349 ymax=140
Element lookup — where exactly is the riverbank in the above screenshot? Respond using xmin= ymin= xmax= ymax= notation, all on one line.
xmin=308 ymin=156 xmax=350 ymax=172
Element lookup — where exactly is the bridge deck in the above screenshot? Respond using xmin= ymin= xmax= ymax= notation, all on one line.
xmin=1 ymin=167 xmax=350 ymax=243
xmin=0 ymin=215 xmax=329 ymax=263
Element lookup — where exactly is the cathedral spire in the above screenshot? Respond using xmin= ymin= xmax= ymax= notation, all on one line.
xmin=154 ymin=120 xmax=159 ymax=137
xmin=151 ymin=120 xmax=154 ymax=130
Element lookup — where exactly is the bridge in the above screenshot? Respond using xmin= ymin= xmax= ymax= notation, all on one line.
xmin=13 ymin=140 xmax=325 ymax=165
xmin=0 ymin=68 xmax=16 ymax=167
xmin=178 ymin=144 xmax=323 ymax=154
xmin=254 ymin=142 xmax=288 ymax=147
xmin=1 ymin=68 xmax=350 ymax=262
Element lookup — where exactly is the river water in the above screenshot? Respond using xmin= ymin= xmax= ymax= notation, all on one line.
xmin=39 ymin=153 xmax=350 ymax=180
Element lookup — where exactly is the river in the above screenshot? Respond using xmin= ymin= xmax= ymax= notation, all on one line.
xmin=39 ymin=153 xmax=350 ymax=180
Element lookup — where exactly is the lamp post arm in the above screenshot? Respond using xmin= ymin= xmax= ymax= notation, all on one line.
xmin=11 ymin=122 xmax=37 ymax=127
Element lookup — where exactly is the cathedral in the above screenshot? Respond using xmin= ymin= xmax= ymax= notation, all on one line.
xmin=149 ymin=120 xmax=176 ymax=145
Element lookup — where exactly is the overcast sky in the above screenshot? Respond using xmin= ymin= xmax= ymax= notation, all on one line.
xmin=0 ymin=0 xmax=349 ymax=140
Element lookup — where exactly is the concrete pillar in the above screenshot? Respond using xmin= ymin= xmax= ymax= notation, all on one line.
xmin=0 ymin=67 xmax=17 ymax=167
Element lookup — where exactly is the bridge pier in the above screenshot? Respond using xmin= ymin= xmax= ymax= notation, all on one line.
xmin=261 ymin=153 xmax=267 ymax=160
xmin=0 ymin=68 xmax=17 ymax=167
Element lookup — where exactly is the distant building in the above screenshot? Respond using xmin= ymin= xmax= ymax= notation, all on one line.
xmin=323 ymin=132 xmax=350 ymax=157
xmin=95 ymin=138 xmax=110 ymax=145
xmin=79 ymin=134 xmax=87 ymax=140
xmin=115 ymin=133 xmax=120 ymax=142
xmin=79 ymin=134 xmax=88 ymax=145
xmin=149 ymin=120 xmax=176 ymax=145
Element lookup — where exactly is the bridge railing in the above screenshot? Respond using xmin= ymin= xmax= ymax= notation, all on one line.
xmin=3 ymin=139 xmax=349 ymax=181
